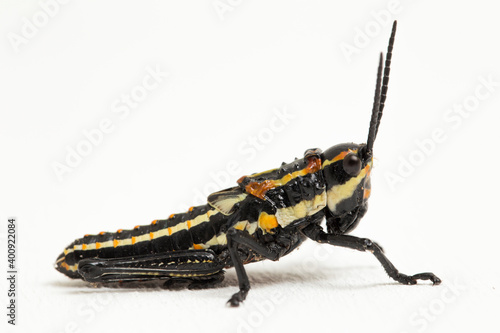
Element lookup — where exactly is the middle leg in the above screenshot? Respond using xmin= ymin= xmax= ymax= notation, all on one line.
xmin=225 ymin=228 xmax=286 ymax=307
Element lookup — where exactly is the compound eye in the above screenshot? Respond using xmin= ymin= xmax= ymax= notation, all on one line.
xmin=343 ymin=153 xmax=362 ymax=177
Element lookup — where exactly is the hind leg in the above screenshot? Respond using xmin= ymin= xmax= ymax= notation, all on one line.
xmin=188 ymin=271 xmax=225 ymax=290
xmin=162 ymin=271 xmax=225 ymax=290
xmin=78 ymin=249 xmax=225 ymax=283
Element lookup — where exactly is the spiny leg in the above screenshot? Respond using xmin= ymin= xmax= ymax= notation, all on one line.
xmin=302 ymin=224 xmax=441 ymax=285
xmin=226 ymin=228 xmax=283 ymax=307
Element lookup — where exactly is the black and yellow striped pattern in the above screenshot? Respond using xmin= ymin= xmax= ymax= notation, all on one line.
xmin=56 ymin=205 xmax=229 ymax=276
xmin=55 ymin=144 xmax=372 ymax=279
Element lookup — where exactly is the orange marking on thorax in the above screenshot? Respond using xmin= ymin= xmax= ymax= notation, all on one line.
xmin=245 ymin=180 xmax=275 ymax=199
xmin=134 ymin=225 xmax=140 ymax=230
xmin=258 ymin=212 xmax=279 ymax=232
xmin=363 ymin=188 xmax=371 ymax=199
xmin=61 ymin=262 xmax=69 ymax=270
xmin=305 ymin=156 xmax=321 ymax=173
xmin=151 ymin=220 xmax=157 ymax=225
xmin=188 ymin=206 xmax=194 ymax=212
xmin=193 ymin=244 xmax=203 ymax=250
xmin=245 ymin=156 xmax=322 ymax=199
xmin=117 ymin=229 xmax=123 ymax=233
xmin=169 ymin=214 xmax=175 ymax=219
xmin=99 ymin=231 xmax=105 ymax=235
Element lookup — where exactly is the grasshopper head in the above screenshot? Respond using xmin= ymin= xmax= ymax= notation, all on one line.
xmin=321 ymin=21 xmax=396 ymax=235
xmin=322 ymin=143 xmax=372 ymax=234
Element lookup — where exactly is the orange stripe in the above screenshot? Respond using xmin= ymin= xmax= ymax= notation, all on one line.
xmin=187 ymin=220 xmax=192 ymax=229
xmin=96 ymin=242 xmax=101 ymax=249
xmin=82 ymin=244 xmax=87 ymax=250
xmin=168 ymin=228 xmax=172 ymax=236
xmin=193 ymin=244 xmax=203 ymax=250
xmin=323 ymin=149 xmax=359 ymax=167
xmin=150 ymin=232 xmax=154 ymax=240
xmin=332 ymin=151 xmax=349 ymax=163
xmin=113 ymin=239 xmax=119 ymax=248
xmin=132 ymin=237 xmax=137 ymax=245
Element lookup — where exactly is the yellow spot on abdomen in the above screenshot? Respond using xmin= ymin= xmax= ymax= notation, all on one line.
xmin=258 ymin=212 xmax=278 ymax=232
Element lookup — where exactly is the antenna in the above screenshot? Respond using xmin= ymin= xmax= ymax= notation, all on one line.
xmin=365 ymin=53 xmax=384 ymax=158
xmin=375 ymin=20 xmax=397 ymax=138
xmin=364 ymin=20 xmax=397 ymax=159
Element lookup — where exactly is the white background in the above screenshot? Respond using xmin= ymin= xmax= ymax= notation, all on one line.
xmin=1 ymin=1 xmax=499 ymax=332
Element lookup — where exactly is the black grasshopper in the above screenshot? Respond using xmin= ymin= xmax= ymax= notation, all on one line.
xmin=55 ymin=21 xmax=441 ymax=306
